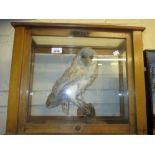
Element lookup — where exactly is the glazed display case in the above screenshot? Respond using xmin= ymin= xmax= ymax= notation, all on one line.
xmin=6 ymin=22 xmax=147 ymax=134
xmin=144 ymin=50 xmax=155 ymax=134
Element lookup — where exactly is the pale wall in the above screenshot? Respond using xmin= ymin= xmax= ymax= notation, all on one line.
xmin=0 ymin=19 xmax=155 ymax=134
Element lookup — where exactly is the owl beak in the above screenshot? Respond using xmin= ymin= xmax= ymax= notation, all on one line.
xmin=86 ymin=58 xmax=91 ymax=64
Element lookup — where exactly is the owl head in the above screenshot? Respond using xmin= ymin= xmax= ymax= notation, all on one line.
xmin=78 ymin=47 xmax=96 ymax=66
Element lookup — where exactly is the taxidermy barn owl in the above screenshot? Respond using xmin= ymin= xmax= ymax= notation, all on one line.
xmin=46 ymin=47 xmax=98 ymax=117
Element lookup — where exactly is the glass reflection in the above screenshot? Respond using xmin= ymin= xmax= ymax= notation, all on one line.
xmin=29 ymin=35 xmax=128 ymax=123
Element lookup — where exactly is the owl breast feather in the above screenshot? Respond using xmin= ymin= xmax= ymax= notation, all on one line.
xmin=57 ymin=62 xmax=97 ymax=98
xmin=46 ymin=58 xmax=98 ymax=108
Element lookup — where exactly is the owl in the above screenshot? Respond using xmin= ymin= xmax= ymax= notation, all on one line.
xmin=46 ymin=47 xmax=98 ymax=116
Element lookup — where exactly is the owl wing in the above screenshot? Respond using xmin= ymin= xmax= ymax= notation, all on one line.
xmin=52 ymin=61 xmax=85 ymax=95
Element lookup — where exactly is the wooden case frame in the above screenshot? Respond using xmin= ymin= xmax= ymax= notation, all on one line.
xmin=6 ymin=22 xmax=147 ymax=134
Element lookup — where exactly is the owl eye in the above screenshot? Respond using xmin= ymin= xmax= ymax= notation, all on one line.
xmin=89 ymin=56 xmax=93 ymax=59
xmin=81 ymin=55 xmax=86 ymax=59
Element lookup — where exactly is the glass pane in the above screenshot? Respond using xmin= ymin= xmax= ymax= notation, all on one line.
xmin=144 ymin=51 xmax=155 ymax=127
xmin=29 ymin=31 xmax=128 ymax=123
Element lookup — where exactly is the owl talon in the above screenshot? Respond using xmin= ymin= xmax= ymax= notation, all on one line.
xmin=77 ymin=103 xmax=96 ymax=118
xmin=62 ymin=101 xmax=69 ymax=115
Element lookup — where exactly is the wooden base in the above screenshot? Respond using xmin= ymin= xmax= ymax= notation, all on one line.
xmin=24 ymin=123 xmax=129 ymax=134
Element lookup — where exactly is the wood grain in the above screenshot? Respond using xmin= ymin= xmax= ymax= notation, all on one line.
xmin=11 ymin=22 xmax=145 ymax=31
xmin=6 ymin=27 xmax=27 ymax=134
xmin=126 ymin=33 xmax=137 ymax=134
xmin=31 ymin=27 xmax=131 ymax=38
xmin=29 ymin=116 xmax=128 ymax=124
xmin=24 ymin=123 xmax=129 ymax=134
xmin=17 ymin=29 xmax=32 ymax=133
xmin=133 ymin=31 xmax=147 ymax=134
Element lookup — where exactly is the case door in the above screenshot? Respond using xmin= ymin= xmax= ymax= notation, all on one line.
xmin=7 ymin=26 xmax=145 ymax=134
